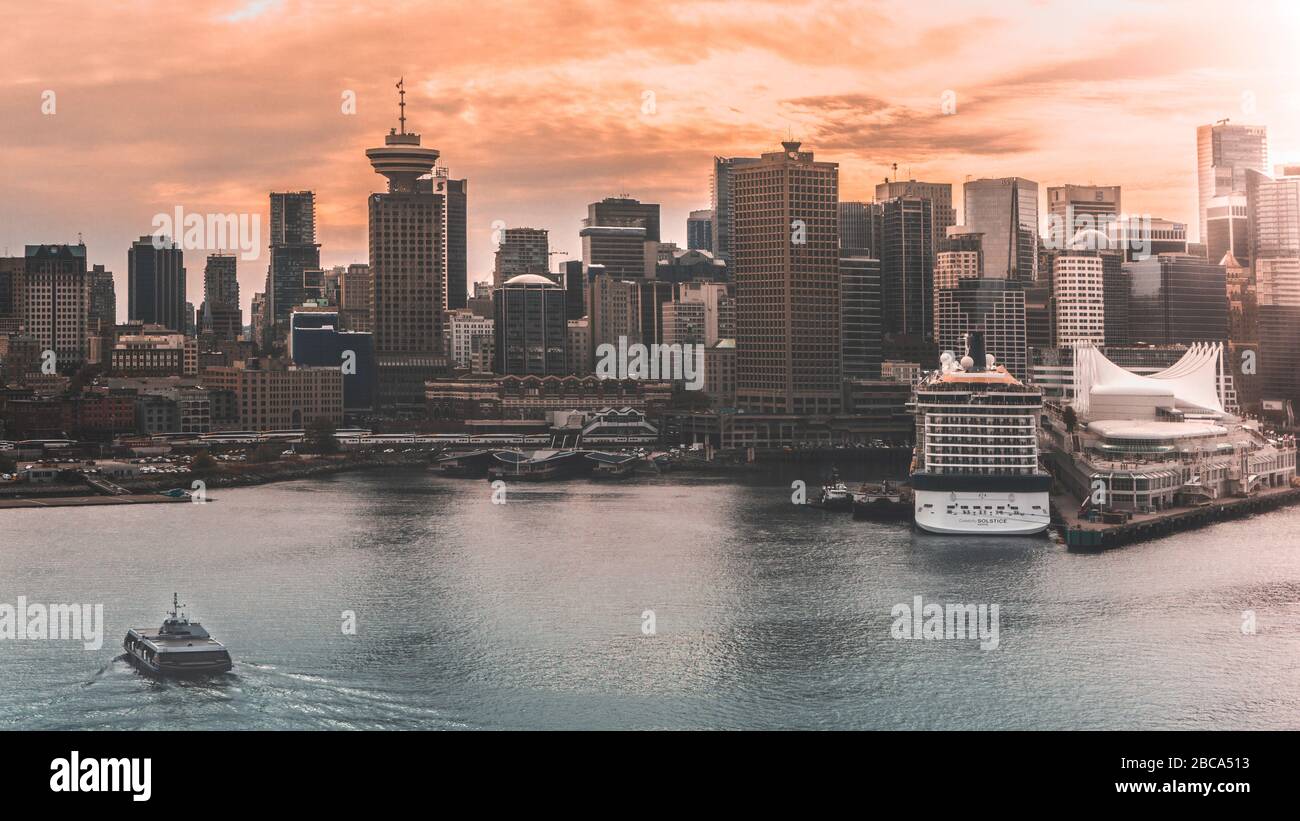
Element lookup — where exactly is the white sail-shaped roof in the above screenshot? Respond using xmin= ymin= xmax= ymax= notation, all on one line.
xmin=1073 ymin=341 xmax=1226 ymax=418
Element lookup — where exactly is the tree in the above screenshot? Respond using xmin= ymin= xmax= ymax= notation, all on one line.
xmin=1063 ymin=405 xmax=1078 ymax=433
xmin=191 ymin=450 xmax=219 ymax=473
xmin=304 ymin=417 xmax=339 ymax=454
xmin=249 ymin=443 xmax=282 ymax=463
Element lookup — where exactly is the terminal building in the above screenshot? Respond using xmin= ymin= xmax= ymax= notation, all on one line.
xmin=1043 ymin=342 xmax=1295 ymax=512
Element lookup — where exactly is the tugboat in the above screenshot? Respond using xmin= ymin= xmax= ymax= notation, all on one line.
xmin=123 ymin=593 xmax=232 ymax=676
xmin=851 ymin=479 xmax=914 ymax=522
xmin=811 ymin=468 xmax=854 ymax=511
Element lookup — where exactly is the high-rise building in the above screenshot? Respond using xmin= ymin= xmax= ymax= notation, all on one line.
xmin=1125 ymin=254 xmax=1228 ymax=345
xmin=839 ymin=201 xmax=883 ymax=256
xmin=1046 ymin=184 xmax=1121 ymax=250
xmin=963 ymin=177 xmax=1039 ymax=281
xmin=0 ymin=256 xmax=24 ymax=334
xmin=203 ymin=253 xmax=239 ymax=311
xmin=560 ymin=259 xmax=586 ymax=320
xmin=1197 ymin=121 xmax=1268 ymax=244
xmin=289 ymin=308 xmax=377 ymax=412
xmin=1100 ymin=250 xmax=1130 ymax=347
xmin=1205 ymin=194 xmax=1251 ymax=269
xmin=128 ymin=235 xmax=186 ymax=332
xmin=732 ymin=141 xmax=840 ymax=415
xmin=267 ymin=191 xmax=321 ymax=331
xmin=933 ymin=230 xmax=983 ymax=335
xmin=1052 ymin=253 xmax=1105 ymax=346
xmin=839 ymin=252 xmax=883 ymax=380
xmin=589 ymin=196 xmax=660 ymax=242
xmin=1245 ymin=168 xmax=1300 ymax=263
xmin=436 ymin=170 xmax=468 ymax=310
xmin=24 ymin=244 xmax=90 ymax=370
xmin=445 ymin=310 xmax=494 ymax=370
xmin=687 ymin=209 xmax=714 ymax=252
xmin=588 ymin=274 xmax=641 ymax=357
xmin=338 ymin=263 xmax=371 ymax=332
xmin=1108 ymin=216 xmax=1189 ymax=261
xmin=875 ymin=179 xmax=955 ymax=251
xmin=365 ymin=84 xmax=447 ymax=405
xmin=87 ymin=264 xmax=116 ymax=332
xmin=710 ymin=156 xmax=760 ymax=264
xmin=493 ymin=274 xmax=567 ymax=376
xmin=493 ymin=227 xmax=550 ymax=288
xmin=934 ymin=278 xmax=1027 ymax=379
xmin=879 ymin=197 xmax=934 ymax=341
xmin=580 ymin=225 xmax=651 ymax=280
xmin=669 ymin=281 xmax=733 ymax=347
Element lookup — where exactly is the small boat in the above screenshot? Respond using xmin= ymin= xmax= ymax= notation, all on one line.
xmin=123 ymin=593 xmax=232 ymax=676
xmin=852 ymin=480 xmax=913 ymax=522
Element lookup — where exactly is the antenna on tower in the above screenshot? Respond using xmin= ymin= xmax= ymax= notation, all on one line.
xmin=891 ymin=163 xmax=898 ymax=183
xmin=397 ymin=77 xmax=407 ymax=134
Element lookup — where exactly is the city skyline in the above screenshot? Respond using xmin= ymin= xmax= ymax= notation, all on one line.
xmin=3 ymin=0 xmax=1299 ymax=321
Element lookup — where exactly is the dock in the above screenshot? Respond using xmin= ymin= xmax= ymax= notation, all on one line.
xmin=1052 ymin=486 xmax=1300 ymax=550
xmin=0 ymin=494 xmax=198 ymax=509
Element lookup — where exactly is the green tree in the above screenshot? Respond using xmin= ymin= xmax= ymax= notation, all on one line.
xmin=249 ymin=443 xmax=282 ymax=463
xmin=191 ymin=450 xmax=219 ymax=473
xmin=304 ymin=417 xmax=339 ymax=454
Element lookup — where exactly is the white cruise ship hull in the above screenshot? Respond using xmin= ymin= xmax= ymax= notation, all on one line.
xmin=913 ymin=488 xmax=1051 ymax=535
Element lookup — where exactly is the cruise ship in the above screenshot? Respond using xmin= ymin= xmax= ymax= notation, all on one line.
xmin=911 ymin=332 xmax=1052 ymax=535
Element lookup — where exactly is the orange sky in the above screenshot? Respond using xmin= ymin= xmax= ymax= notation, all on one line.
xmin=2 ymin=0 xmax=1299 ymax=321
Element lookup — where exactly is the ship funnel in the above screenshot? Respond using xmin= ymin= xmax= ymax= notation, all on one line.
xmin=966 ymin=331 xmax=987 ymax=372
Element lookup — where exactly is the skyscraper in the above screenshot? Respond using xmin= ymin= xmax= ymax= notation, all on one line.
xmin=267 ymin=191 xmax=321 ymax=333
xmin=202 ymin=253 xmax=241 ymax=343
xmin=838 ymin=201 xmax=883 ymax=256
xmin=1046 ymin=184 xmax=1121 ymax=250
xmin=1197 ymin=121 xmax=1268 ymax=244
xmin=1125 ymin=254 xmax=1228 ymax=345
xmin=687 ymin=209 xmax=713 ymax=252
xmin=25 ymin=244 xmax=90 ymax=369
xmin=839 ymin=252 xmax=883 ymax=380
xmin=436 ymin=169 xmax=468 ymax=310
xmin=1052 ymin=253 xmax=1105 ymax=346
xmin=710 ymin=156 xmax=760 ymax=264
xmin=1245 ymin=168 xmax=1300 ymax=262
xmin=879 ymin=197 xmax=934 ymax=341
xmin=934 ymin=278 xmax=1027 ymax=380
xmin=963 ymin=177 xmax=1039 ymax=282
xmin=493 ymin=274 xmax=567 ymax=376
xmin=875 ymin=179 xmax=955 ymax=252
xmin=494 ymin=228 xmax=550 ymax=287
xmin=589 ymin=196 xmax=660 ymax=242
xmin=128 ymin=235 xmax=186 ymax=332
xmin=732 ymin=141 xmax=840 ymax=415
xmin=87 ymin=264 xmax=116 ymax=332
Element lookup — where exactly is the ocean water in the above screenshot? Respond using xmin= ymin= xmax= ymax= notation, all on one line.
xmin=1 ymin=468 xmax=1298 ymax=730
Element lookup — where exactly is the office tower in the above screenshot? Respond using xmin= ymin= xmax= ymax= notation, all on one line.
xmin=588 ymin=273 xmax=641 ymax=356
xmin=1197 ymin=121 xmax=1268 ymax=244
xmin=732 ymin=141 xmax=840 ymax=415
xmin=87 ymin=264 xmax=116 ymax=332
xmin=1023 ymin=283 xmax=1054 ymax=352
xmin=589 ymin=196 xmax=660 ymax=242
xmin=24 ymin=244 xmax=90 ymax=369
xmin=668 ymin=281 xmax=733 ymax=347
xmin=879 ymin=197 xmax=934 ymax=341
xmin=493 ymin=227 xmax=549 ymax=288
xmin=1052 ymin=253 xmax=1105 ymax=346
xmin=710 ymin=156 xmax=760 ymax=264
xmin=687 ymin=209 xmax=714 ymax=252
xmin=1100 ymin=250 xmax=1130 ymax=347
xmin=493 ymin=274 xmax=567 ymax=375
xmin=203 ymin=253 xmax=239 ymax=311
xmin=839 ymin=201 xmax=884 ymax=256
xmin=1047 ymin=184 xmax=1121 ymax=250
xmin=567 ymin=318 xmax=591 ymax=375
xmin=128 ymin=235 xmax=186 ymax=332
xmin=933 ymin=230 xmax=983 ymax=335
xmin=0 ymin=256 xmax=24 ymax=334
xmin=268 ymin=191 xmax=321 ymax=330
xmin=338 ymin=263 xmax=371 ymax=332
xmin=662 ymin=300 xmax=706 ymax=347
xmin=1257 ymin=258 xmax=1300 ymax=408
xmin=638 ymin=279 xmax=674 ymax=347
xmin=1108 ymin=216 xmax=1189 ymax=261
xmin=1124 ymin=254 xmax=1228 ymax=345
xmin=445 ymin=310 xmax=494 ymax=369
xmin=875 ymin=179 xmax=955 ymax=251
xmin=839 ymin=252 xmax=883 ymax=380
xmin=656 ymin=248 xmax=728 ymax=284
xmin=365 ymin=84 xmax=445 ymax=359
xmin=580 ymin=225 xmax=651 ymax=279
xmin=963 ymin=177 xmax=1039 ymax=281
xmin=934 ymin=279 xmax=1027 ymax=379
xmin=1205 ymin=194 xmax=1251 ymax=268
xmin=1245 ymin=168 xmax=1300 ymax=262
xmin=436 ymin=170 xmax=468 ymax=310
xmin=289 ymin=308 xmax=377 ymax=411
xmin=560 ymin=259 xmax=586 ymax=320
